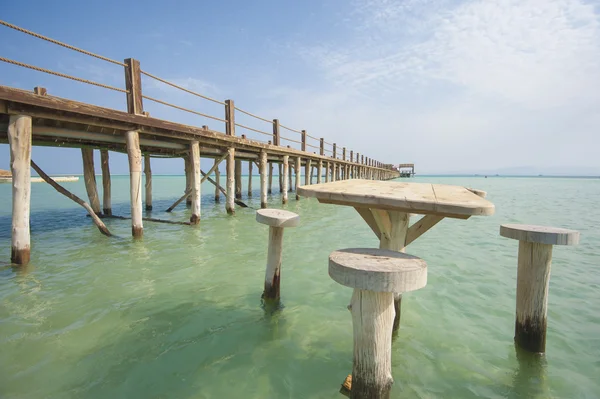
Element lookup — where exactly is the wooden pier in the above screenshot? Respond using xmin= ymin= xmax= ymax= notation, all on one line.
xmin=0 ymin=20 xmax=400 ymax=265
xmin=398 ymin=163 xmax=415 ymax=177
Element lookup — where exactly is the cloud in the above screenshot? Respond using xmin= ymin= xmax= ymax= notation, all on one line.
xmin=258 ymin=0 xmax=600 ymax=173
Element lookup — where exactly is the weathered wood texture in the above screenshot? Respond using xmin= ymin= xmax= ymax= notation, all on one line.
xmin=260 ymin=151 xmax=268 ymax=209
xmin=126 ymin=131 xmax=143 ymax=238
xmin=268 ymin=163 xmax=273 ymax=194
xmin=235 ymin=159 xmax=242 ymax=199
xmin=189 ymin=141 xmax=201 ymax=224
xmin=124 ymin=58 xmax=143 ymax=115
xmin=144 ymin=154 xmax=152 ymax=211
xmin=247 ymin=160 xmax=253 ymax=197
xmin=257 ymin=209 xmax=300 ymax=301
xmin=31 ymin=160 xmax=111 ymax=236
xmin=282 ymin=155 xmax=289 ymax=204
xmin=329 ymin=248 xmax=427 ymax=399
xmin=226 ymin=147 xmax=235 ymax=214
xmin=8 ymin=115 xmax=32 ymax=265
xmin=214 ymin=158 xmax=221 ymax=202
xmin=500 ymin=224 xmax=580 ymax=246
xmin=185 ymin=155 xmax=192 ymax=206
xmin=100 ymin=149 xmax=112 ymax=215
xmin=278 ymin=164 xmax=283 ymax=193
xmin=81 ymin=148 xmax=101 ymax=214
xmin=295 ymin=157 xmax=301 ymax=200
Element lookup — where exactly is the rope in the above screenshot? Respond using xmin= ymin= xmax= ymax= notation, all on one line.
xmin=280 ymin=136 xmax=302 ymax=145
xmin=0 ymin=56 xmax=128 ymax=93
xmin=306 ymin=133 xmax=319 ymax=140
xmin=234 ymin=107 xmax=273 ymax=124
xmin=306 ymin=143 xmax=320 ymax=150
xmin=323 ymin=140 xmax=333 ymax=146
xmin=142 ymin=95 xmax=227 ymax=123
xmin=140 ymin=70 xmax=224 ymax=105
xmin=234 ymin=123 xmax=272 ymax=137
xmin=0 ymin=20 xmax=126 ymax=67
xmin=280 ymin=124 xmax=302 ymax=134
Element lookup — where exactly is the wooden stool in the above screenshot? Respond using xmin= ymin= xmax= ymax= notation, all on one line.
xmin=256 ymin=209 xmax=300 ymax=302
xmin=500 ymin=224 xmax=580 ymax=353
xmin=329 ymin=248 xmax=427 ymax=399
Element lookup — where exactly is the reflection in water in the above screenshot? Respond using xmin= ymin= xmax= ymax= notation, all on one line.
xmin=510 ymin=344 xmax=550 ymax=399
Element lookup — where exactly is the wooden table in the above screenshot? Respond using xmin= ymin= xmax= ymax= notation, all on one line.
xmin=297 ymin=179 xmax=495 ymax=331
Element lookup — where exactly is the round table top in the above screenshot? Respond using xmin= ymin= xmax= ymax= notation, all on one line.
xmin=500 ymin=224 xmax=580 ymax=245
xmin=329 ymin=248 xmax=427 ymax=293
xmin=256 ymin=209 xmax=300 ymax=228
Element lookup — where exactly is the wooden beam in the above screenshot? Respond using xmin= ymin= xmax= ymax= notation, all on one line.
xmin=354 ymin=207 xmax=381 ymax=240
xmin=100 ymin=149 xmax=112 ymax=215
xmin=126 ymin=130 xmax=143 ymax=238
xmin=405 ymin=215 xmax=444 ymax=246
xmin=31 ymin=159 xmax=111 ymax=237
xmin=124 ymin=58 xmax=143 ymax=115
xmin=189 ymin=141 xmax=200 ymax=224
xmin=144 ymin=154 xmax=152 ymax=211
xmin=81 ymin=148 xmax=101 ymax=214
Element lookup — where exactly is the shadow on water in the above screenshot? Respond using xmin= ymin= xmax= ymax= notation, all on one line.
xmin=507 ymin=345 xmax=550 ymax=399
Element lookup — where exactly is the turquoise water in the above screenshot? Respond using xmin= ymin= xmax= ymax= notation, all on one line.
xmin=0 ymin=175 xmax=598 ymax=398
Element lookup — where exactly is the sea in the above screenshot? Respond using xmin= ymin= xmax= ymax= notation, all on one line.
xmin=0 ymin=175 xmax=598 ymax=399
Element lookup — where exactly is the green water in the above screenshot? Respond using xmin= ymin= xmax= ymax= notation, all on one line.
xmin=0 ymin=175 xmax=598 ymax=398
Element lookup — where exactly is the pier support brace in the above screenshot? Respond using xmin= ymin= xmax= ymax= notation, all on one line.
xmin=126 ymin=131 xmax=143 ymax=238
xmin=8 ymin=115 xmax=32 ymax=265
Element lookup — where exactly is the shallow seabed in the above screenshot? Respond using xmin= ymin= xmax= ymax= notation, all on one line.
xmin=0 ymin=175 xmax=598 ymax=398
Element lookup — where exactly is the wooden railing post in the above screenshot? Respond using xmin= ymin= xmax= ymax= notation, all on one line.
xmin=225 ymin=99 xmax=235 ymax=136
xmin=320 ymin=138 xmax=324 ymax=156
xmin=124 ymin=58 xmax=143 ymax=115
xmin=273 ymin=119 xmax=280 ymax=146
xmin=333 ymin=143 xmax=337 ymax=159
xmin=301 ymin=130 xmax=307 ymax=152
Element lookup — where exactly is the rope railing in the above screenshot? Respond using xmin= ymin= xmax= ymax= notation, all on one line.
xmin=234 ymin=106 xmax=274 ymax=124
xmin=142 ymin=95 xmax=227 ymax=123
xmin=0 ymin=20 xmax=127 ymax=67
xmin=141 ymin=70 xmax=224 ymax=105
xmin=234 ymin=123 xmax=272 ymax=137
xmin=0 ymin=19 xmax=392 ymax=169
xmin=0 ymin=56 xmax=128 ymax=93
xmin=280 ymin=136 xmax=303 ymax=145
xmin=279 ymin=124 xmax=302 ymax=134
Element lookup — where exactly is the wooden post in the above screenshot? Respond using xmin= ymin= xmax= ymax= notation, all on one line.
xmin=333 ymin=143 xmax=337 ymax=159
xmin=100 ymin=149 xmax=112 ymax=216
xmin=268 ymin=162 xmax=273 ymax=194
xmin=500 ymin=224 xmax=580 ymax=353
xmin=225 ymin=100 xmax=235 ymax=136
xmin=235 ymin=159 xmax=242 ymax=199
xmin=320 ymin=138 xmax=325 ymax=156
xmin=317 ymin=160 xmax=323 ymax=184
xmin=144 ymin=154 xmax=152 ymax=211
xmin=295 ymin=157 xmax=301 ymax=200
xmin=124 ymin=58 xmax=144 ymax=115
xmin=185 ymin=155 xmax=192 ymax=206
xmin=332 ymin=163 xmax=337 ymax=182
xmin=282 ymin=156 xmax=289 ymax=204
xmin=273 ymin=119 xmax=280 ymax=146
xmin=256 ymin=209 xmax=300 ymax=302
xmin=288 ymin=163 xmax=293 ymax=192
xmin=305 ymin=159 xmax=311 ymax=186
xmin=248 ymin=160 xmax=253 ymax=197
xmin=81 ymin=148 xmax=101 ymax=215
xmin=301 ymin=130 xmax=307 ymax=152
xmin=8 ymin=115 xmax=32 ymax=265
xmin=214 ymin=158 xmax=221 ymax=202
xmin=226 ymin=147 xmax=235 ymax=214
xmin=126 ymin=131 xmax=143 ymax=238
xmin=189 ymin=141 xmax=201 ymax=224
xmin=342 ymin=148 xmax=347 ymax=179
xmin=325 ymin=162 xmax=329 ymax=182
xmin=260 ymin=151 xmax=268 ymax=208
xmin=278 ymin=164 xmax=283 ymax=193
xmin=329 ymin=249 xmax=427 ymax=399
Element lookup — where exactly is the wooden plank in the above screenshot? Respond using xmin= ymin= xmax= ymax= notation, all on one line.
xmin=124 ymin=59 xmax=143 ymax=115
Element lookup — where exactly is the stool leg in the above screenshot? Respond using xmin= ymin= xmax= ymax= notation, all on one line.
xmin=515 ymin=241 xmax=553 ymax=353
xmin=263 ymin=226 xmax=284 ymax=301
xmin=350 ymin=288 xmax=394 ymax=399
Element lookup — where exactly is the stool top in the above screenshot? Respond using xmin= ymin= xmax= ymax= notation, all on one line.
xmin=256 ymin=209 xmax=300 ymax=228
xmin=500 ymin=224 xmax=580 ymax=245
xmin=467 ymin=188 xmax=487 ymax=198
xmin=329 ymin=248 xmax=427 ymax=293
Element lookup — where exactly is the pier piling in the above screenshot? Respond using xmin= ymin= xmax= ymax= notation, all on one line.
xmin=144 ymin=154 xmax=152 ymax=211
xmin=126 ymin=131 xmax=143 ymax=238
xmin=260 ymin=151 xmax=268 ymax=209
xmin=81 ymin=148 xmax=101 ymax=215
xmin=100 ymin=150 xmax=112 ymax=216
xmin=226 ymin=147 xmax=235 ymax=214
xmin=189 ymin=141 xmax=201 ymax=224
xmin=500 ymin=224 xmax=580 ymax=353
xmin=8 ymin=115 xmax=32 ymax=265
xmin=282 ymin=156 xmax=289 ymax=204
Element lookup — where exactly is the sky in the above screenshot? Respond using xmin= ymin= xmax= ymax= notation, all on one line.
xmin=1 ymin=0 xmax=599 ymax=175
